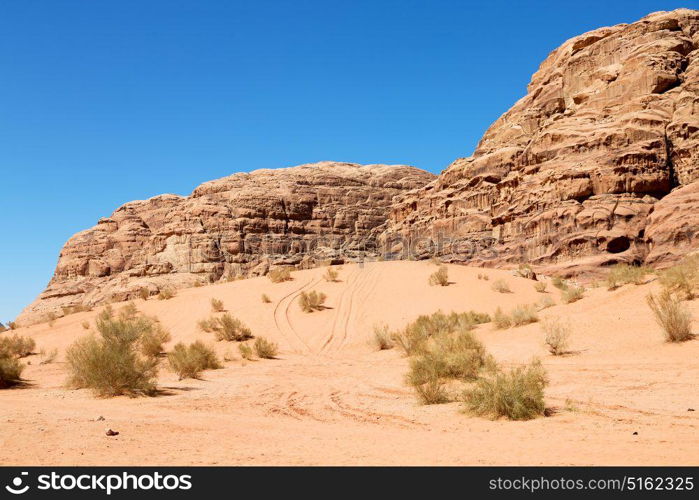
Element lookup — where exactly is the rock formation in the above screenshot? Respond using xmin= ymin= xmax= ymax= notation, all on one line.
xmin=382 ymin=9 xmax=699 ymax=276
xmin=18 ymin=162 xmax=434 ymax=324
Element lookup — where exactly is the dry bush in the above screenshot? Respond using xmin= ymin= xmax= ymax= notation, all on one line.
xmin=0 ymin=334 xmax=36 ymax=358
xmin=534 ymin=282 xmax=547 ymax=293
xmin=238 ymin=342 xmax=254 ymax=360
xmin=647 ymin=291 xmax=693 ymax=342
xmin=157 ymin=288 xmax=176 ymax=300
xmin=491 ymin=279 xmax=512 ymax=293
xmin=606 ymin=263 xmax=650 ymax=290
xmin=493 ymin=307 xmax=512 ymax=330
xmin=168 ymin=341 xmax=221 ymax=380
xmin=81 ymin=321 xmax=90 ymax=330
xmin=510 ymin=304 xmax=539 ymax=327
xmin=299 ymin=290 xmax=327 ymax=313
xmin=268 ymin=267 xmax=293 ymax=283
xmin=516 ymin=264 xmax=535 ymax=280
xmin=65 ymin=307 xmax=162 ymax=397
xmin=202 ymin=314 xmax=253 ymax=342
xmin=138 ymin=288 xmax=150 ymax=300
xmin=561 ymin=286 xmax=584 ymax=304
xmin=391 ymin=311 xmax=488 ymax=356
xmin=140 ymin=324 xmax=171 ymax=358
xmin=542 ymin=318 xmax=570 ymax=356
xmin=462 ymin=360 xmax=548 ymax=420
xmin=428 ymin=266 xmax=449 ymax=286
xmin=372 ymin=324 xmax=394 ymax=350
xmin=39 ymin=348 xmax=58 ymax=365
xmin=413 ymin=379 xmax=450 ymax=405
xmin=323 ymin=267 xmax=339 ymax=282
xmin=261 ymin=294 xmax=272 ymax=304
xmin=193 ymin=280 xmax=204 ymax=288
xmin=118 ymin=302 xmax=139 ymax=320
xmin=61 ymin=304 xmax=92 ymax=316
xmin=0 ymin=357 xmax=23 ymax=388
xmin=537 ymin=295 xmax=555 ymax=311
xmin=253 ymin=337 xmax=279 ymax=359
xmin=552 ymin=277 xmax=568 ymax=290
xmin=658 ymin=256 xmax=699 ymax=300
xmin=211 ymin=298 xmax=225 ymax=313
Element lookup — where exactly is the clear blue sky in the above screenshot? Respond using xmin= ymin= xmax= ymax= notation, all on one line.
xmin=0 ymin=0 xmax=691 ymax=322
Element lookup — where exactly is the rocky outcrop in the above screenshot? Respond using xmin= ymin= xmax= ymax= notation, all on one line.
xmin=18 ymin=162 xmax=434 ymax=324
xmin=382 ymin=9 xmax=699 ymax=276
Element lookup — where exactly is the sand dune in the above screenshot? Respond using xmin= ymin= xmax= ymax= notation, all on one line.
xmin=1 ymin=261 xmax=698 ymax=465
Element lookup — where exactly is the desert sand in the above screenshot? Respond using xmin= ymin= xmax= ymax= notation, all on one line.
xmin=1 ymin=261 xmax=698 ymax=465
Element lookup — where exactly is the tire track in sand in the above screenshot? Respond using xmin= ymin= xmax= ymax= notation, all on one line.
xmin=319 ymin=266 xmax=361 ymax=353
xmin=273 ymin=277 xmax=321 ymax=353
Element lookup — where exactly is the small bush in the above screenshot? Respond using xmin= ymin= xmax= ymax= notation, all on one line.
xmin=462 ymin=360 xmax=548 ymax=420
xmin=391 ymin=311 xmax=487 ymax=356
xmin=542 ymin=318 xmax=570 ymax=356
xmin=537 ymin=296 xmax=555 ymax=310
xmin=493 ymin=307 xmax=512 ymax=330
xmin=0 ymin=335 xmax=36 ymax=358
xmin=323 ymin=267 xmax=339 ymax=282
xmin=140 ymin=325 xmax=171 ymax=358
xmin=552 ymin=277 xmax=568 ymax=290
xmin=81 ymin=321 xmax=90 ymax=330
xmin=158 ymin=288 xmax=176 ymax=300
xmin=658 ymin=256 xmax=699 ymax=300
xmin=238 ymin=343 xmax=254 ymax=360
xmin=534 ymin=282 xmax=547 ymax=293
xmin=510 ymin=304 xmax=539 ymax=327
xmin=372 ymin=324 xmax=394 ymax=350
xmin=168 ymin=341 xmax=221 ymax=380
xmin=268 ymin=267 xmax=293 ymax=283
xmin=139 ymin=288 xmax=150 ymax=301
xmin=194 ymin=280 xmax=204 ymax=288
xmin=62 ymin=304 xmax=92 ymax=316
xmin=561 ymin=286 xmax=584 ymax=304
xmin=202 ymin=314 xmax=253 ymax=342
xmin=516 ymin=264 xmax=535 ymax=280
xmin=414 ymin=379 xmax=450 ymax=405
xmin=211 ymin=298 xmax=225 ymax=312
xmin=0 ymin=357 xmax=24 ymax=388
xmin=39 ymin=348 xmax=58 ymax=365
xmin=428 ymin=266 xmax=449 ymax=286
xmin=261 ymin=294 xmax=272 ymax=304
xmin=491 ymin=279 xmax=511 ymax=293
xmin=647 ymin=291 xmax=693 ymax=342
xmin=299 ymin=290 xmax=327 ymax=313
xmin=606 ymin=264 xmax=650 ymax=290
xmin=253 ymin=337 xmax=278 ymax=359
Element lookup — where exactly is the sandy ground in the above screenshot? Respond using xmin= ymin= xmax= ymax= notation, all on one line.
xmin=1 ymin=261 xmax=698 ymax=465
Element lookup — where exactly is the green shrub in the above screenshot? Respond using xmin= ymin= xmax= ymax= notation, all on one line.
xmin=202 ymin=314 xmax=253 ymax=342
xmin=561 ymin=286 xmax=584 ymax=304
xmin=299 ymin=291 xmax=327 ymax=313
xmin=211 ymin=298 xmax=225 ymax=313
xmin=168 ymin=341 xmax=221 ymax=380
xmin=491 ymin=279 xmax=512 ymax=293
xmin=253 ymin=337 xmax=278 ymax=359
xmin=493 ymin=307 xmax=512 ymax=330
xmin=372 ymin=324 xmax=394 ymax=350
xmin=140 ymin=324 xmax=171 ymax=358
xmin=428 ymin=266 xmax=449 ymax=286
xmin=0 ymin=334 xmax=36 ymax=358
xmin=391 ymin=311 xmax=487 ymax=355
xmin=647 ymin=291 xmax=693 ymax=342
xmin=238 ymin=342 xmax=254 ymax=360
xmin=462 ymin=360 xmax=548 ymax=420
xmin=542 ymin=318 xmax=570 ymax=355
xmin=413 ymin=379 xmax=450 ymax=405
xmin=0 ymin=357 xmax=24 ymax=388
xmin=606 ymin=263 xmax=650 ymax=290
xmin=268 ymin=267 xmax=293 ymax=283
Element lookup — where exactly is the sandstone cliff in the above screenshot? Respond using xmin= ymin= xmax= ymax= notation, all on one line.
xmin=382 ymin=9 xmax=699 ymax=276
xmin=18 ymin=162 xmax=434 ymax=324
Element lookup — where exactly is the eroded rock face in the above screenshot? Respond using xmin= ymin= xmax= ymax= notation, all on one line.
xmin=382 ymin=9 xmax=699 ymax=277
xmin=18 ymin=162 xmax=434 ymax=324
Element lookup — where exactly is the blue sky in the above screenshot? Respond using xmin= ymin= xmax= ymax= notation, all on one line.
xmin=0 ymin=0 xmax=691 ymax=322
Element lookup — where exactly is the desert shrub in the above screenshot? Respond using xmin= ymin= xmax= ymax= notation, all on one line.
xmin=238 ymin=342 xmax=254 ymax=360
xmin=428 ymin=266 xmax=449 ymax=286
xmin=658 ymin=256 xmax=699 ymax=300
xmin=537 ymin=295 xmax=555 ymax=310
xmin=542 ymin=318 xmax=570 ymax=355
xmin=0 ymin=334 xmax=36 ymax=358
xmin=552 ymin=277 xmax=568 ymax=291
xmin=482 ymin=274 xmax=490 ymax=281
xmin=413 ymin=379 xmax=450 ymax=405
xmin=139 ymin=288 xmax=150 ymax=300
xmin=647 ymin=291 xmax=693 ymax=342
xmin=299 ymin=291 xmax=327 ymax=313
xmin=407 ymin=332 xmax=489 ymax=384
xmin=391 ymin=311 xmax=486 ymax=355
xmin=491 ymin=279 xmax=511 ymax=293
xmin=157 ymin=288 xmax=176 ymax=300
xmin=119 ymin=302 xmax=139 ymax=320
xmin=493 ymin=307 xmax=512 ymax=330
xmin=534 ymin=282 xmax=547 ymax=293
xmin=268 ymin=267 xmax=293 ymax=283
xmin=39 ymin=348 xmax=58 ymax=365
xmin=323 ymin=267 xmax=339 ymax=282
xmin=81 ymin=321 xmax=90 ymax=330
xmin=168 ymin=341 xmax=221 ymax=380
xmin=510 ymin=304 xmax=539 ymax=327
xmin=202 ymin=314 xmax=253 ymax=342
xmin=261 ymin=294 xmax=272 ymax=304
xmin=64 ymin=307 xmax=163 ymax=397
xmin=462 ymin=360 xmax=548 ymax=420
xmin=140 ymin=324 xmax=171 ymax=358
xmin=372 ymin=324 xmax=394 ymax=350
xmin=0 ymin=357 xmax=23 ymax=388
xmin=194 ymin=280 xmax=204 ymax=288
xmin=516 ymin=264 xmax=535 ymax=280
xmin=606 ymin=263 xmax=650 ymax=290
xmin=46 ymin=312 xmax=57 ymax=327
xmin=561 ymin=286 xmax=584 ymax=304
xmin=253 ymin=337 xmax=279 ymax=359
xmin=61 ymin=304 xmax=92 ymax=316
xmin=211 ymin=298 xmax=225 ymax=313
